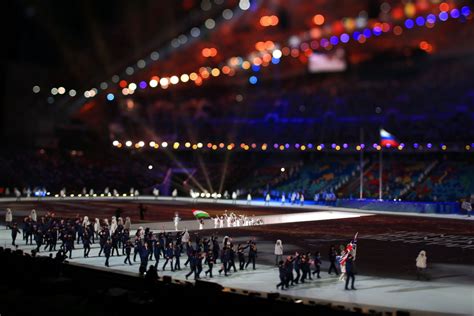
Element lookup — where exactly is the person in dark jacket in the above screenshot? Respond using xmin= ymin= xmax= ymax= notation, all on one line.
xmin=344 ymin=254 xmax=356 ymax=290
xmin=328 ymin=245 xmax=339 ymax=275
xmin=104 ymin=239 xmax=112 ymax=267
xmin=124 ymin=240 xmax=133 ymax=265
xmin=162 ymin=242 xmax=174 ymax=271
xmin=245 ymin=241 xmax=257 ymax=270
xmin=11 ymin=223 xmax=21 ymax=246
xmin=173 ymin=243 xmax=181 ymax=270
xmin=293 ymin=252 xmax=301 ymax=284
xmin=185 ymin=250 xmax=197 ymax=280
xmin=237 ymin=244 xmax=246 ymax=270
xmin=83 ymin=231 xmax=91 ymax=257
xmin=284 ymin=256 xmax=294 ymax=288
xmin=276 ymin=260 xmax=287 ymax=290
xmin=312 ymin=251 xmax=322 ymax=278
xmin=204 ymin=251 xmax=215 ymax=278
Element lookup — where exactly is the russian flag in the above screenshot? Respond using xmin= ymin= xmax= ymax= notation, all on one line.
xmin=380 ymin=129 xmax=399 ymax=147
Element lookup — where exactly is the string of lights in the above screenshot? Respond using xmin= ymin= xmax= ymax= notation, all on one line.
xmin=111 ymin=140 xmax=474 ymax=152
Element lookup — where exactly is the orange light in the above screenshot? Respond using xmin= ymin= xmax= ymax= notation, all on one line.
xmin=260 ymin=16 xmax=270 ymax=27
xmin=202 ymin=48 xmax=210 ymax=57
xmin=210 ymin=48 xmax=217 ymax=57
xmin=313 ymin=14 xmax=325 ymax=26
xmin=264 ymin=41 xmax=275 ymax=50
xmin=255 ymin=41 xmax=265 ymax=51
xmin=253 ymin=57 xmax=262 ymax=65
xmin=419 ymin=41 xmax=429 ymax=50
xmin=439 ymin=2 xmax=449 ymax=12
xmin=222 ymin=66 xmax=231 ymax=74
xmin=262 ymin=53 xmax=272 ymax=63
xmin=189 ymin=72 xmax=198 ymax=81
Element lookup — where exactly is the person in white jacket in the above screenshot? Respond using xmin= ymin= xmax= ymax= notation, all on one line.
xmin=30 ymin=209 xmax=37 ymax=222
xmin=416 ymin=250 xmax=429 ymax=280
xmin=274 ymin=240 xmax=283 ymax=265
xmin=5 ymin=208 xmax=13 ymax=229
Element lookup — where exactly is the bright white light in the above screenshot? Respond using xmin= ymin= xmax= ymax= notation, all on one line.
xmin=160 ymin=78 xmax=169 ymax=86
xmin=51 ymin=88 xmax=58 ymax=95
xmin=149 ymin=141 xmax=156 ymax=147
xmin=272 ymin=49 xmax=282 ymax=59
xmin=138 ymin=141 xmax=145 ymax=147
xmin=239 ymin=0 xmax=250 ymax=10
xmin=128 ymin=83 xmax=137 ymax=90
xmin=161 ymin=141 xmax=168 ymax=148
xmin=148 ymin=165 xmax=153 ymax=170
xmin=112 ymin=140 xmax=119 ymax=146
xmin=84 ymin=91 xmax=91 ymax=98
xmin=69 ymin=89 xmax=77 ymax=97
xmin=89 ymin=89 xmax=96 ymax=97
xmin=180 ymin=74 xmax=189 ymax=82
xmin=170 ymin=76 xmax=179 ymax=84
xmin=149 ymin=79 xmax=158 ymax=87
xmin=32 ymin=86 xmax=40 ymax=93
xmin=281 ymin=167 xmax=285 ymax=172
xmin=125 ymin=140 xmax=133 ymax=147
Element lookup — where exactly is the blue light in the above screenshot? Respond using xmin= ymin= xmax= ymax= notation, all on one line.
xmin=330 ymin=35 xmax=339 ymax=45
xmin=426 ymin=14 xmax=436 ymax=24
xmin=139 ymin=81 xmax=147 ymax=89
xmin=450 ymin=9 xmax=460 ymax=19
xmin=363 ymin=28 xmax=372 ymax=38
xmin=106 ymin=93 xmax=115 ymax=101
xmin=352 ymin=31 xmax=361 ymax=40
xmin=320 ymin=38 xmax=329 ymax=47
xmin=285 ymin=143 xmax=290 ymax=149
xmin=340 ymin=33 xmax=350 ymax=43
xmin=251 ymin=64 xmax=260 ymax=72
xmin=404 ymin=19 xmax=414 ymax=29
xmin=439 ymin=11 xmax=449 ymax=21
xmin=249 ymin=76 xmax=258 ymax=84
xmin=307 ymin=144 xmax=313 ymax=149
xmin=372 ymin=26 xmax=382 ymax=36
xmin=271 ymin=57 xmax=280 ymax=64
xmin=415 ymin=16 xmax=425 ymax=26
xmin=461 ymin=6 xmax=471 ymax=16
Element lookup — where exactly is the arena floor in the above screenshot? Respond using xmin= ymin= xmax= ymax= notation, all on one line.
xmin=1 ymin=197 xmax=473 ymax=315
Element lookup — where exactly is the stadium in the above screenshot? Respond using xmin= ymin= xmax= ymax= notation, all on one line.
xmin=1 ymin=0 xmax=473 ymax=315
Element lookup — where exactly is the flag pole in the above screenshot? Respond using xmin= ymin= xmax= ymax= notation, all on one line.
xmin=359 ymin=128 xmax=364 ymax=199
xmin=379 ymin=146 xmax=383 ymax=201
